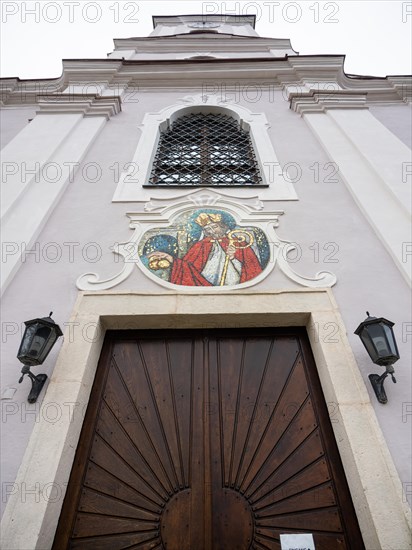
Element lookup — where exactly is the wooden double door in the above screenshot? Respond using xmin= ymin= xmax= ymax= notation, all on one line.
xmin=53 ymin=328 xmax=364 ymax=549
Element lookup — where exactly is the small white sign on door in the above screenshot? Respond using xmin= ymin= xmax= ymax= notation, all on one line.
xmin=280 ymin=533 xmax=315 ymax=550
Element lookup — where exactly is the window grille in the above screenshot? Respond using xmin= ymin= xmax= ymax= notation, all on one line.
xmin=148 ymin=113 xmax=263 ymax=186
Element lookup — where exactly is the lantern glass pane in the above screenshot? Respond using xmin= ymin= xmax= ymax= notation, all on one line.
xmin=360 ymin=329 xmax=379 ymax=362
xmin=39 ymin=330 xmax=58 ymax=362
xmin=383 ymin=323 xmax=397 ymax=355
xmin=29 ymin=326 xmax=52 ymax=359
xmin=19 ymin=324 xmax=37 ymax=357
xmin=367 ymin=323 xmax=391 ymax=357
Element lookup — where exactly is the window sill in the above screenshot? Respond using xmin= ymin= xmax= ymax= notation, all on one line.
xmin=143 ymin=184 xmax=269 ymax=188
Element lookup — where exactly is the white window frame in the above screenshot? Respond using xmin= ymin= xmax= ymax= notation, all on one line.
xmin=112 ymin=96 xmax=298 ymax=201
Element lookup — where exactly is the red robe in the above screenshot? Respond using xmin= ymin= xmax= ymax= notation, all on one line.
xmin=170 ymin=236 xmax=262 ymax=286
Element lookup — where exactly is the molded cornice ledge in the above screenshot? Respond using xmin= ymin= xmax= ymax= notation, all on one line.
xmin=290 ymin=90 xmax=368 ymax=115
xmin=1 ymin=78 xmax=64 ymax=106
xmin=1 ymin=58 xmax=410 ymax=105
xmin=387 ymin=76 xmax=412 ymax=102
xmin=112 ymin=36 xmax=295 ymax=53
xmin=36 ymin=93 xmax=122 ymax=119
xmin=0 ymin=78 xmax=20 ymax=105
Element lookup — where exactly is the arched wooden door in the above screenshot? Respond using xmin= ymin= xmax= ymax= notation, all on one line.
xmin=53 ymin=328 xmax=364 ymax=549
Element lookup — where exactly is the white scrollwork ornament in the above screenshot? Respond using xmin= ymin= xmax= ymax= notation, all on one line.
xmin=274 ymin=240 xmax=337 ymax=288
xmin=76 ymin=225 xmax=142 ymax=291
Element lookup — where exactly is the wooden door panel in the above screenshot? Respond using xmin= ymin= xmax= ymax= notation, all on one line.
xmin=165 ymin=339 xmax=196 ymax=489
xmin=229 ymin=338 xmax=300 ymax=488
xmin=255 ymin=481 xmax=336 ymax=516
xmin=94 ymin=403 xmax=170 ymax=501
xmin=248 ymin=430 xmax=325 ymax=504
xmin=72 ymin=513 xmax=158 ymax=538
xmin=83 ymin=462 xmax=163 ymax=514
xmin=53 ymin=329 xmax=364 ymax=550
xmin=213 ymin=336 xmax=246 ymax=489
xmin=138 ymin=340 xmax=186 ymax=489
xmin=103 ymin=363 xmax=175 ymax=496
xmin=69 ymin=531 xmax=161 ymax=550
xmin=240 ymin=363 xmax=313 ymax=494
xmin=257 ymin=507 xmax=343 ymax=532
xmin=254 ymin=458 xmax=331 ymax=509
xmin=85 ymin=437 xmax=166 ymax=507
xmin=222 ymin=337 xmax=274 ymax=489
xmin=78 ymin=487 xmax=160 ymax=520
xmin=112 ymin=341 xmax=184 ymax=493
xmin=248 ymin=397 xmax=319 ymax=493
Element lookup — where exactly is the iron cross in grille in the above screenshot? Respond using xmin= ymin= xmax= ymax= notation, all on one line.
xmin=148 ymin=113 xmax=263 ymax=186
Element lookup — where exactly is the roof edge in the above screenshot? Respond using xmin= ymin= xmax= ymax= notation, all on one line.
xmin=152 ymin=14 xmax=256 ymax=29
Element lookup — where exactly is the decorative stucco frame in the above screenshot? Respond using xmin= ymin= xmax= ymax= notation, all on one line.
xmin=1 ymin=289 xmax=411 ymax=549
xmin=77 ymin=192 xmax=336 ymax=291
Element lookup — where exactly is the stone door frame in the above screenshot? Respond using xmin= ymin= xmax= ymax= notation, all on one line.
xmin=1 ymin=289 xmax=410 ymax=549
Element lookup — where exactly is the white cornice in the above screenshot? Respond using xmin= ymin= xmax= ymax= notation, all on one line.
xmin=36 ymin=94 xmax=122 ymax=119
xmin=1 ymin=57 xmax=410 ymax=106
xmin=290 ymin=90 xmax=368 ymax=114
xmin=1 ymin=78 xmax=61 ymax=106
xmin=112 ymin=36 xmax=295 ymax=53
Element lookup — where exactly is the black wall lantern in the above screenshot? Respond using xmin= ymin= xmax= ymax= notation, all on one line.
xmin=355 ymin=312 xmax=400 ymax=404
xmin=17 ymin=312 xmax=63 ymax=403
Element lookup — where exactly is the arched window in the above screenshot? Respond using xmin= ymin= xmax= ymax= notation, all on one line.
xmin=148 ymin=113 xmax=262 ymax=186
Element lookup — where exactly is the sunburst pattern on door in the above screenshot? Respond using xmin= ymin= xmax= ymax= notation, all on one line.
xmin=53 ymin=329 xmax=364 ymax=550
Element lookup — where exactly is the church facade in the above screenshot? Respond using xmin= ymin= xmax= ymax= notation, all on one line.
xmin=1 ymin=14 xmax=411 ymax=549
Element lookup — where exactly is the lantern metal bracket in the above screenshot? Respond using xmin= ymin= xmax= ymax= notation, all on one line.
xmin=19 ymin=365 xmax=48 ymax=404
xmin=368 ymin=364 xmax=397 ymax=405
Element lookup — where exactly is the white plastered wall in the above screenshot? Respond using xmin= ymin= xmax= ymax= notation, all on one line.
xmin=301 ymin=107 xmax=411 ymax=287
xmin=0 ymin=289 xmax=411 ymax=550
xmin=0 ymin=96 xmax=121 ymax=297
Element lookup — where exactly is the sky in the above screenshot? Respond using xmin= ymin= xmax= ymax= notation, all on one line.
xmin=0 ymin=1 xmax=411 ymax=79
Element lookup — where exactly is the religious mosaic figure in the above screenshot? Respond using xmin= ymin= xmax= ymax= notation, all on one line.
xmin=139 ymin=209 xmax=270 ymax=287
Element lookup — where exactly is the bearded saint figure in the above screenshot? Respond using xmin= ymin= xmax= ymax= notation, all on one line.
xmin=146 ymin=212 xmax=263 ymax=286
